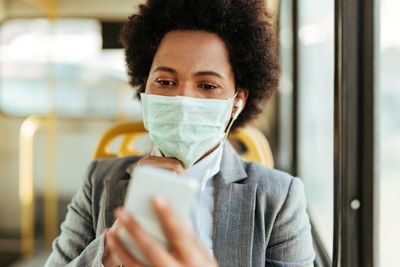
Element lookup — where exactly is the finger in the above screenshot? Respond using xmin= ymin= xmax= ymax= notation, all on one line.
xmin=116 ymin=209 xmax=180 ymax=267
xmin=138 ymin=156 xmax=185 ymax=174
xmin=103 ymin=229 xmax=117 ymax=267
xmin=141 ymin=156 xmax=185 ymax=174
xmin=152 ymin=199 xmax=217 ymax=266
xmin=106 ymin=229 xmax=143 ymax=267
xmin=152 ymin=196 xmax=203 ymax=259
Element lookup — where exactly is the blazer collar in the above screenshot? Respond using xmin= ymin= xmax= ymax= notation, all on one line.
xmin=219 ymin=141 xmax=248 ymax=184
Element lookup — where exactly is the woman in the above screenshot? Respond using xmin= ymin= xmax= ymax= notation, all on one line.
xmin=46 ymin=0 xmax=315 ymax=266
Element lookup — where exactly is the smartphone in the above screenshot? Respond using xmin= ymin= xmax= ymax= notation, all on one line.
xmin=116 ymin=165 xmax=199 ymax=265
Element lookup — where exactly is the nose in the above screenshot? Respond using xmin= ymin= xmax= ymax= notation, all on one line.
xmin=175 ymin=81 xmax=198 ymax=98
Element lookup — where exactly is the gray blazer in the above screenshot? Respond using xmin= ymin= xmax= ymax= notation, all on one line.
xmin=45 ymin=143 xmax=315 ymax=267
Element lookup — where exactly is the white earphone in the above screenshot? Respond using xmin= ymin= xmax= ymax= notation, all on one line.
xmin=224 ymin=98 xmax=244 ymax=136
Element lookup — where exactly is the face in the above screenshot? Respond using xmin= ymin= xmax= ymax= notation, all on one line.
xmin=145 ymin=30 xmax=248 ymax=108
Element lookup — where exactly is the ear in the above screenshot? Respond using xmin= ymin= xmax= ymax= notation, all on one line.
xmin=232 ymin=88 xmax=249 ymax=117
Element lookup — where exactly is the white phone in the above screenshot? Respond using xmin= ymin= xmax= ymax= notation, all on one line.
xmin=116 ymin=165 xmax=199 ymax=265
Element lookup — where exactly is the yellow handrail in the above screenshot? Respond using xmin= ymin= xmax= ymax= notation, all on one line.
xmin=22 ymin=0 xmax=58 ymax=20
xmin=93 ymin=121 xmax=147 ymax=159
xmin=19 ymin=115 xmax=58 ymax=257
xmin=19 ymin=117 xmax=39 ymax=257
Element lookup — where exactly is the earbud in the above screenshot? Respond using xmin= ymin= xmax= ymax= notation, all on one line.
xmin=224 ymin=98 xmax=244 ymax=136
xmin=233 ymin=99 xmax=243 ymax=120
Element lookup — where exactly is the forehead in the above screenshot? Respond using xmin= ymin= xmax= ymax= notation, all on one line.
xmin=151 ymin=30 xmax=233 ymax=73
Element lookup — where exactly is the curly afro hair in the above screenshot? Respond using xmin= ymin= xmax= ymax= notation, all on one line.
xmin=120 ymin=0 xmax=280 ymax=129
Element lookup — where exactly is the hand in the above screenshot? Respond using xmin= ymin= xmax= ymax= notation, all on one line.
xmin=136 ymin=156 xmax=185 ymax=175
xmin=102 ymin=222 xmax=123 ymax=266
xmin=103 ymin=196 xmax=218 ymax=267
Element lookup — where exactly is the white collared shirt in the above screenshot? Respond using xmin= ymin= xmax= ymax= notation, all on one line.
xmin=151 ymin=144 xmax=223 ymax=251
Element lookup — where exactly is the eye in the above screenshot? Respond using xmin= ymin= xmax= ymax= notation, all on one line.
xmin=155 ymin=79 xmax=176 ymax=87
xmin=198 ymin=83 xmax=220 ymax=90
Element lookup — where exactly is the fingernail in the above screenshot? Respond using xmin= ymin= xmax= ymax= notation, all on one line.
xmin=117 ymin=209 xmax=130 ymax=222
xmin=105 ymin=230 xmax=113 ymax=241
xmin=113 ymin=208 xmax=122 ymax=218
xmin=153 ymin=195 xmax=167 ymax=207
xmin=112 ymin=254 xmax=122 ymax=265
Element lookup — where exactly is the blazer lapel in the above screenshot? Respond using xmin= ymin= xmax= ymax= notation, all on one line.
xmin=103 ymin=160 xmax=138 ymax=229
xmin=104 ymin=178 xmax=130 ymax=228
xmin=213 ymin=143 xmax=257 ymax=267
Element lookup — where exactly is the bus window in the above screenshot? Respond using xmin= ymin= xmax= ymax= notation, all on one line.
xmin=277 ymin=0 xmax=294 ymax=173
xmin=297 ymin=0 xmax=334 ymax=257
xmin=379 ymin=0 xmax=400 ymax=265
xmin=0 ymin=19 xmax=140 ymax=119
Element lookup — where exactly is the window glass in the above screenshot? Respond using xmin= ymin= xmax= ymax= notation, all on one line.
xmin=298 ymin=1 xmax=334 ymax=256
xmin=0 ymin=19 xmax=141 ymax=120
xmin=277 ymin=0 xmax=294 ymax=173
xmin=379 ymin=0 xmax=400 ymax=266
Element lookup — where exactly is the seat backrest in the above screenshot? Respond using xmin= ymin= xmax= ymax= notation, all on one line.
xmin=94 ymin=121 xmax=274 ymax=168
xmin=229 ymin=126 xmax=274 ymax=168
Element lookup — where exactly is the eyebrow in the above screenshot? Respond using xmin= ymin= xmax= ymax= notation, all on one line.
xmin=152 ymin=66 xmax=225 ymax=80
xmin=194 ymin=71 xmax=225 ymax=80
xmin=153 ymin=66 xmax=177 ymax=74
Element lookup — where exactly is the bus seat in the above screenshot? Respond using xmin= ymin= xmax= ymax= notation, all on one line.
xmin=229 ymin=126 xmax=274 ymax=168
xmin=93 ymin=121 xmax=147 ymax=159
xmin=94 ymin=121 xmax=274 ymax=168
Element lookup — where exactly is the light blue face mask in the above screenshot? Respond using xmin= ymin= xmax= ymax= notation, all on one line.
xmin=140 ymin=93 xmax=237 ymax=168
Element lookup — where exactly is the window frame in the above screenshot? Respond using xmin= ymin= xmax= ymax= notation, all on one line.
xmin=280 ymin=0 xmax=378 ymax=266
xmin=333 ymin=0 xmax=378 ymax=266
xmin=291 ymin=0 xmax=333 ymax=265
